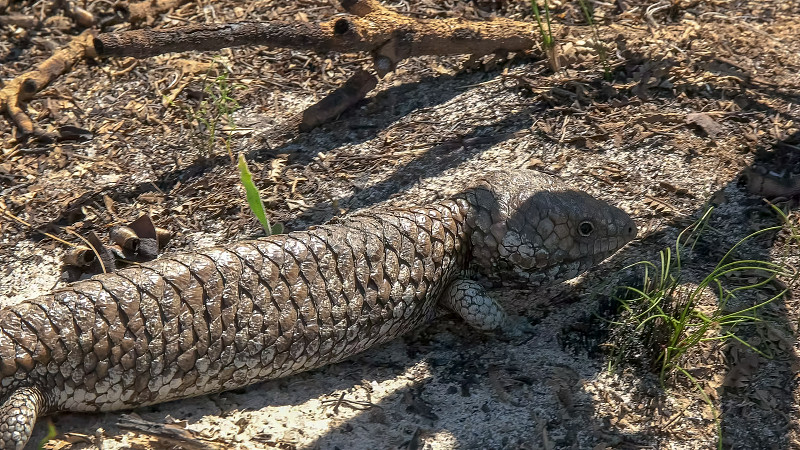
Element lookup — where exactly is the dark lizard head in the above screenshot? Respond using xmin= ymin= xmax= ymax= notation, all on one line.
xmin=464 ymin=170 xmax=637 ymax=286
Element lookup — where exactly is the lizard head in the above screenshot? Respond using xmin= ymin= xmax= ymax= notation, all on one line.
xmin=465 ymin=171 xmax=637 ymax=286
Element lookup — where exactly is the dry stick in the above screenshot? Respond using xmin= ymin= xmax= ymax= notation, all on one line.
xmin=96 ymin=0 xmax=540 ymax=73
xmin=0 ymin=0 xmax=191 ymax=139
xmin=95 ymin=0 xmax=541 ymax=135
xmin=0 ymin=209 xmax=77 ymax=248
xmin=0 ymin=29 xmax=96 ymax=141
xmin=0 ymin=0 xmax=544 ymax=142
xmin=260 ymin=69 xmax=379 ymax=147
xmin=94 ymin=21 xmax=336 ymax=58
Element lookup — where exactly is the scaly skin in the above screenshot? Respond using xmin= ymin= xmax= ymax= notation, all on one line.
xmin=0 ymin=171 xmax=636 ymax=448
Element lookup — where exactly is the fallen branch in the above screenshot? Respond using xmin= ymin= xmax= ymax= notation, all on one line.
xmin=94 ymin=0 xmax=543 ymax=137
xmin=3 ymin=0 xmax=547 ymax=141
xmin=259 ymin=68 xmax=379 ymax=147
xmin=95 ymin=21 xmax=335 ymax=58
xmin=0 ymin=0 xmax=191 ymax=139
xmin=97 ymin=0 xmax=541 ymax=76
xmin=0 ymin=29 xmax=96 ymax=142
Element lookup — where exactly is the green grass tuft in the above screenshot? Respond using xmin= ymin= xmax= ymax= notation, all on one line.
xmin=605 ymin=206 xmax=796 ymax=448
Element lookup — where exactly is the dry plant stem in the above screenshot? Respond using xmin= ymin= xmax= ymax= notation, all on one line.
xmin=0 ymin=209 xmax=76 ymax=248
xmin=96 ymin=0 xmax=542 ymax=74
xmin=0 ymin=29 xmax=96 ymax=140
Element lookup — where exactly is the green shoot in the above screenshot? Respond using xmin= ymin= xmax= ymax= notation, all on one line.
xmin=530 ymin=0 xmax=559 ymax=71
xmin=576 ymin=0 xmax=612 ymax=80
xmin=609 ymin=207 xmax=787 ymax=379
xmin=531 ymin=0 xmax=554 ymax=48
xmin=237 ymin=153 xmax=283 ymax=236
xmin=37 ymin=419 xmax=57 ymax=450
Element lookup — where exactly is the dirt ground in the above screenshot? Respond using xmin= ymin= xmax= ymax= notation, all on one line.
xmin=1 ymin=0 xmax=799 ymax=449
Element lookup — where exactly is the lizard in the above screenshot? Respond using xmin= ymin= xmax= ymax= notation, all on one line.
xmin=0 ymin=170 xmax=637 ymax=449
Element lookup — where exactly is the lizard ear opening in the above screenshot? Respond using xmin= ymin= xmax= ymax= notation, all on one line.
xmin=578 ymin=221 xmax=594 ymax=237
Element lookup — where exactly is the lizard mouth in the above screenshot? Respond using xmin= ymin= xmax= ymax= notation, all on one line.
xmin=494 ymin=245 xmax=629 ymax=288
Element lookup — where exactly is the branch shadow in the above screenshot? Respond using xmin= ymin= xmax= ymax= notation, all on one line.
xmin=37 ymin=69 xmax=509 ymax=231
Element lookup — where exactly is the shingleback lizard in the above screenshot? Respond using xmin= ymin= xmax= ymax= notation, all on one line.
xmin=0 ymin=170 xmax=636 ymax=449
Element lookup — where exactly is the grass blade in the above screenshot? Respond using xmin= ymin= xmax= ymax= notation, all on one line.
xmin=237 ymin=153 xmax=274 ymax=236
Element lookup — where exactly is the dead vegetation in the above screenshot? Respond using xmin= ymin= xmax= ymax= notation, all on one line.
xmin=2 ymin=0 xmax=550 ymax=143
xmin=1 ymin=0 xmax=799 ymax=449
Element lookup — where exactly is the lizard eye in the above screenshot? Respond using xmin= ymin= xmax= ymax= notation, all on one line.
xmin=578 ymin=221 xmax=594 ymax=236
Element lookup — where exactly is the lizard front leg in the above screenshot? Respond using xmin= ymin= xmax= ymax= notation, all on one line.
xmin=440 ymin=278 xmax=533 ymax=336
xmin=0 ymin=386 xmax=45 ymax=450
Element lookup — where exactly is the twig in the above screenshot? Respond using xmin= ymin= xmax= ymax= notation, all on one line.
xmin=96 ymin=0 xmax=543 ymax=76
xmin=0 ymin=29 xmax=96 ymax=141
xmin=0 ymin=209 xmax=77 ymax=248
xmin=117 ymin=414 xmax=225 ymax=450
xmin=644 ymin=1 xmax=670 ymax=28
